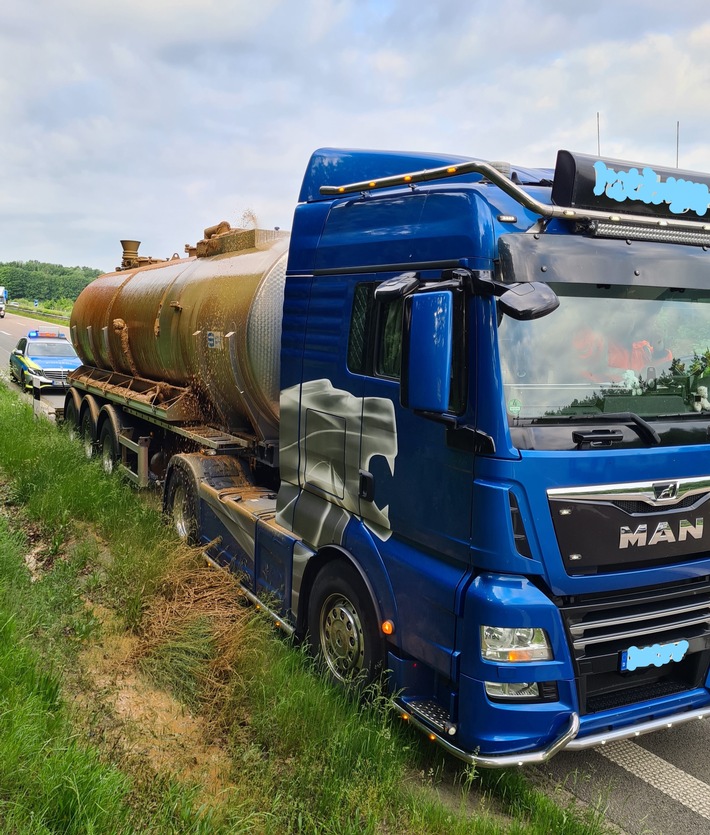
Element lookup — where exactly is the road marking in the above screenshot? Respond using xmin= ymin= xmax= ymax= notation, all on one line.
xmin=600 ymin=739 xmax=710 ymax=819
xmin=0 ymin=331 xmax=10 ymax=335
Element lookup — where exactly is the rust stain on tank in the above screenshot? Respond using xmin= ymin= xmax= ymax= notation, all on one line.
xmin=71 ymin=229 xmax=290 ymax=443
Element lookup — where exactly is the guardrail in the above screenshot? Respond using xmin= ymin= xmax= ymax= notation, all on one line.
xmin=7 ymin=304 xmax=70 ymax=322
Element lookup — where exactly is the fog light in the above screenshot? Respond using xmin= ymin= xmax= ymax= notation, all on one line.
xmin=485 ymin=681 xmax=540 ymax=699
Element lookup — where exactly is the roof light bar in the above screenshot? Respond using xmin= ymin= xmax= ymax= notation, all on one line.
xmin=588 ymin=221 xmax=710 ymax=246
xmin=320 ymin=155 xmax=710 ymax=243
xmin=320 ymin=161 xmax=477 ymax=195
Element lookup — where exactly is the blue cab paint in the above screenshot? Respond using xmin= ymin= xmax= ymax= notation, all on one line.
xmin=277 ymin=148 xmax=710 ymax=764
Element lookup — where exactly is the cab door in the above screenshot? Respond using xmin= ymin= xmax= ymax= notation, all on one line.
xmin=351 ymin=280 xmax=475 ymax=677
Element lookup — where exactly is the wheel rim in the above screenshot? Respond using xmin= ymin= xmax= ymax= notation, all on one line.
xmin=172 ymin=483 xmax=190 ymax=540
xmin=319 ymin=593 xmax=365 ymax=682
xmin=101 ymin=433 xmax=114 ymax=474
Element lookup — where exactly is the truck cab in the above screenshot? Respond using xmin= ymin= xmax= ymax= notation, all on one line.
xmin=276 ymin=148 xmax=710 ymax=765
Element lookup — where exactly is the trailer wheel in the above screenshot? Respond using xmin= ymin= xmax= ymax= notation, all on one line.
xmin=99 ymin=421 xmax=120 ymax=474
xmin=80 ymin=409 xmax=96 ymax=459
xmin=164 ymin=467 xmax=199 ymax=545
xmin=307 ymin=560 xmax=384 ymax=688
xmin=63 ymin=394 xmax=80 ymax=440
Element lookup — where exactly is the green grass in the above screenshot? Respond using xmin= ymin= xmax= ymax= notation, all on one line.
xmin=0 ymin=518 xmax=234 ymax=834
xmin=0 ymin=382 xmax=611 ymax=834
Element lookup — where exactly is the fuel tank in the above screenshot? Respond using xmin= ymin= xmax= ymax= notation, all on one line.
xmin=70 ymin=229 xmax=289 ymax=441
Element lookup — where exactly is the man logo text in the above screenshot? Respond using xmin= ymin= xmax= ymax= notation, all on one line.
xmin=619 ymin=519 xmax=704 ymax=549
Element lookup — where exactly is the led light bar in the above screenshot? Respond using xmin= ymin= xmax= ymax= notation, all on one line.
xmin=588 ymin=221 xmax=710 ymax=246
xmin=319 ymin=151 xmax=710 ymax=246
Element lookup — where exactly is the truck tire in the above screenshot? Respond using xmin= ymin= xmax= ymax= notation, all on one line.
xmin=164 ymin=466 xmax=199 ymax=545
xmin=99 ymin=421 xmax=119 ymax=474
xmin=80 ymin=409 xmax=96 ymax=459
xmin=307 ymin=560 xmax=384 ymax=688
xmin=63 ymin=392 xmax=81 ymax=440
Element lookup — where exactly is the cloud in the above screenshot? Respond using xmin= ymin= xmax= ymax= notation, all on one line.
xmin=1 ymin=0 xmax=710 ymax=269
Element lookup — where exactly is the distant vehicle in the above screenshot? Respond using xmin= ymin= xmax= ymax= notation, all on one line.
xmin=9 ymin=330 xmax=81 ymax=390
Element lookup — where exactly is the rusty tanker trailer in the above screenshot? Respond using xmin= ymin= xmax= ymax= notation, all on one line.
xmin=67 ymin=227 xmax=290 ymax=486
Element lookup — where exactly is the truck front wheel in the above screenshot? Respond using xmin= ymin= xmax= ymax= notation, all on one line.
xmin=307 ymin=561 xmax=384 ymax=688
xmin=164 ymin=467 xmax=199 ymax=545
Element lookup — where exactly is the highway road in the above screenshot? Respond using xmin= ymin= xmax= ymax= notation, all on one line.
xmin=0 ymin=310 xmax=71 ymax=410
xmin=2 ymin=311 xmax=710 ymax=833
xmin=0 ymin=309 xmax=71 ymax=371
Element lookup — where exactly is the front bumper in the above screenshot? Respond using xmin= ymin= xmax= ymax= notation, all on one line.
xmin=395 ymin=700 xmax=710 ymax=768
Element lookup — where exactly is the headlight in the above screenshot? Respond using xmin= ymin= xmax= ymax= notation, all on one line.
xmin=480 ymin=625 xmax=552 ymax=662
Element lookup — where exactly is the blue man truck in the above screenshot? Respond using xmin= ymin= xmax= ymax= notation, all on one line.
xmin=66 ymin=148 xmax=710 ymax=766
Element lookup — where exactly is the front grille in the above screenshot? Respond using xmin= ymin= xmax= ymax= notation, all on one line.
xmin=560 ymin=577 xmax=710 ymax=714
xmin=612 ymin=495 xmax=701 ymax=515
xmin=43 ymin=370 xmax=68 ymax=383
xmin=549 ymin=488 xmax=710 ymax=574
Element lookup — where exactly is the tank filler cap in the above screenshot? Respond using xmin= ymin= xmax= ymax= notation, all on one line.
xmin=117 ymin=239 xmax=167 ymax=271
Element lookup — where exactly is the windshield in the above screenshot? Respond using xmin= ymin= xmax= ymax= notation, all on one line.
xmin=498 ymin=284 xmax=710 ymax=424
xmin=29 ymin=341 xmax=78 ymax=358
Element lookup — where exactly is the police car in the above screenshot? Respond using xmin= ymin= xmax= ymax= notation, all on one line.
xmin=9 ymin=331 xmax=81 ymax=390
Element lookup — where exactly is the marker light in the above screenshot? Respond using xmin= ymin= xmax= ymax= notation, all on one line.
xmin=480 ymin=626 xmax=552 ymax=662
xmin=381 ymin=620 xmax=395 ymax=636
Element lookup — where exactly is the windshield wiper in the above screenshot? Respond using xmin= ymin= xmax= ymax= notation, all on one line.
xmin=531 ymin=412 xmax=661 ymax=446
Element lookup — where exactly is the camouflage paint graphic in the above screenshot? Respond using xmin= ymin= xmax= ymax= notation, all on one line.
xmin=277 ymin=378 xmax=398 ymax=549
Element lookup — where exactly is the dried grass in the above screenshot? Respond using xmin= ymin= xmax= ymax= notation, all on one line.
xmin=133 ymin=550 xmax=254 ymax=734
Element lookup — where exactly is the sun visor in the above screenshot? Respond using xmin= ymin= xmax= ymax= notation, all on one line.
xmin=498 ymin=233 xmax=710 ymax=290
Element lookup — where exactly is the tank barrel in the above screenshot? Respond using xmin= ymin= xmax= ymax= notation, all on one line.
xmin=71 ymin=228 xmax=290 ymax=442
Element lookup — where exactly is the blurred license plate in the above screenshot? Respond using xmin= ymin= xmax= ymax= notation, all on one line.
xmin=620 ymin=639 xmax=689 ymax=672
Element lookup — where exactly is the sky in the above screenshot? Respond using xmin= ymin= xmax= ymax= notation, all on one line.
xmin=2 ymin=0 xmax=710 ymax=272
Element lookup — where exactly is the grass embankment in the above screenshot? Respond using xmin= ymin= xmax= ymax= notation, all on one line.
xmin=0 ymin=384 xmax=610 ymax=834
xmin=5 ymin=302 xmax=70 ymax=327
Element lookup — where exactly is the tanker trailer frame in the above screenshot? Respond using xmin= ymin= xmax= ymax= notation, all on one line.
xmin=65 ymin=226 xmax=310 ymax=631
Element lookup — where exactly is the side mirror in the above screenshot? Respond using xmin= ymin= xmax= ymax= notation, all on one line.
xmin=401 ymin=290 xmax=453 ymax=413
xmin=497 ymin=281 xmax=559 ymax=320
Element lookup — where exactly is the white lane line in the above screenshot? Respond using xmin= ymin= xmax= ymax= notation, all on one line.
xmin=0 ymin=331 xmax=10 ymax=335
xmin=600 ymin=739 xmax=710 ymax=820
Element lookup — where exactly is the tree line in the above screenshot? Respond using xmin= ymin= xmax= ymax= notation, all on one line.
xmin=0 ymin=260 xmax=101 ymax=303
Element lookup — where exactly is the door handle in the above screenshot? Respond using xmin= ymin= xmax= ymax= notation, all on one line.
xmin=358 ymin=469 xmax=375 ymax=502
